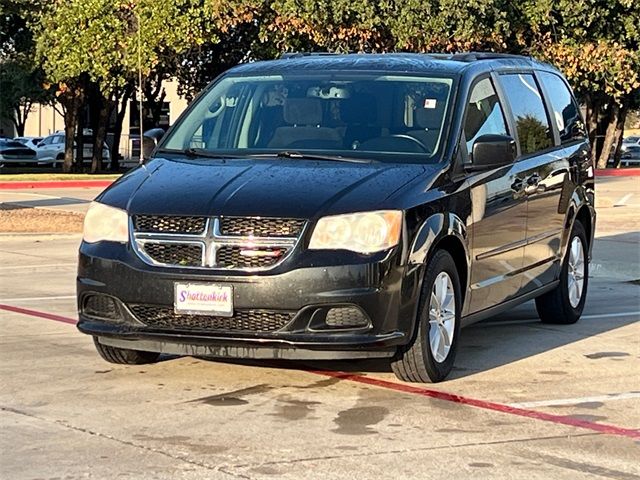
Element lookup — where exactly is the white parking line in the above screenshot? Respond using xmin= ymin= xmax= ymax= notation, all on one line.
xmin=0 ymin=263 xmax=76 ymax=270
xmin=509 ymin=392 xmax=640 ymax=408
xmin=0 ymin=295 xmax=76 ymax=302
xmin=614 ymin=193 xmax=634 ymax=206
xmin=480 ymin=310 xmax=640 ymax=326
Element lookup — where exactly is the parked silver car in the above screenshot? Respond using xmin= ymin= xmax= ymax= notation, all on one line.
xmin=35 ymin=132 xmax=110 ymax=167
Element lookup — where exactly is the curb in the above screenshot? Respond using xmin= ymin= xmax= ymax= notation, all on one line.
xmin=595 ymin=168 xmax=640 ymax=177
xmin=0 ymin=180 xmax=114 ymax=189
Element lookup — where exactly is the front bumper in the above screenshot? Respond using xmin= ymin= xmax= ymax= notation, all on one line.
xmin=77 ymin=241 xmax=422 ymax=360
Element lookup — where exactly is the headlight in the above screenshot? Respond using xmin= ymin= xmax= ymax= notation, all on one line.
xmin=83 ymin=202 xmax=129 ymax=243
xmin=309 ymin=210 xmax=402 ymax=254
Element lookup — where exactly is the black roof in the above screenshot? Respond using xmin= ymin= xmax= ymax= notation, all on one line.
xmin=229 ymin=52 xmax=558 ymax=76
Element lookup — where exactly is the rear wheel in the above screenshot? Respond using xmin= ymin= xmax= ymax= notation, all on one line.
xmin=391 ymin=250 xmax=462 ymax=383
xmin=535 ymin=221 xmax=588 ymax=324
xmin=93 ymin=337 xmax=160 ymax=365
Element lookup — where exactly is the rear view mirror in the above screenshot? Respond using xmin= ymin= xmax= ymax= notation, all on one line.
xmin=467 ymin=134 xmax=516 ymax=172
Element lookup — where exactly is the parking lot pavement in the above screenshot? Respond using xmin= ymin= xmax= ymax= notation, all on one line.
xmin=0 ymin=187 xmax=99 ymax=214
xmin=0 ymin=177 xmax=638 ymax=479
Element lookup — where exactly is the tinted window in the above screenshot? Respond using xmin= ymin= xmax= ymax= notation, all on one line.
xmin=39 ymin=136 xmax=53 ymax=145
xmin=539 ymin=72 xmax=584 ymax=143
xmin=500 ymin=74 xmax=553 ymax=155
xmin=463 ymin=77 xmax=508 ymax=157
xmin=162 ymin=74 xmax=454 ymax=164
xmin=53 ymin=135 xmax=65 ymax=144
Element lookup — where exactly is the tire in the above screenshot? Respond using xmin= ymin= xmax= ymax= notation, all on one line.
xmin=391 ymin=250 xmax=462 ymax=383
xmin=93 ymin=337 xmax=160 ymax=365
xmin=535 ymin=221 xmax=588 ymax=324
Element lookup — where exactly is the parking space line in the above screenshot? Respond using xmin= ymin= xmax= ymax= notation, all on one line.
xmin=614 ymin=193 xmax=634 ymax=206
xmin=307 ymin=370 xmax=640 ymax=440
xmin=3 ymin=304 xmax=639 ymax=440
xmin=481 ymin=310 xmax=640 ymax=326
xmin=0 ymin=295 xmax=76 ymax=302
xmin=509 ymin=392 xmax=640 ymax=408
xmin=0 ymin=304 xmax=77 ymax=324
xmin=0 ymin=263 xmax=76 ymax=270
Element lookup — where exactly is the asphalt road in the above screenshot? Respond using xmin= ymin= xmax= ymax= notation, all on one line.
xmin=0 ymin=176 xmax=638 ymax=479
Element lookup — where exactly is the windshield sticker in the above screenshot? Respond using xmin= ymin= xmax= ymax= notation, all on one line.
xmin=423 ymin=99 xmax=437 ymax=109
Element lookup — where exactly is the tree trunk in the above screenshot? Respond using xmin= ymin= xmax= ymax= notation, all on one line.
xmin=597 ymin=103 xmax=620 ymax=169
xmin=62 ymin=106 xmax=77 ymax=173
xmin=110 ymin=84 xmax=133 ymax=171
xmin=91 ymin=97 xmax=112 ymax=173
xmin=584 ymin=94 xmax=600 ymax=161
xmin=612 ymin=104 xmax=629 ymax=169
xmin=75 ymin=108 xmax=86 ymax=172
xmin=59 ymin=90 xmax=84 ymax=173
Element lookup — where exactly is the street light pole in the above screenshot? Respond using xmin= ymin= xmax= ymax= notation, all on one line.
xmin=137 ymin=9 xmax=144 ymax=164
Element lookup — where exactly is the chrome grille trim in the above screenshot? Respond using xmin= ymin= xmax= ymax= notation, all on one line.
xmin=130 ymin=216 xmax=305 ymax=271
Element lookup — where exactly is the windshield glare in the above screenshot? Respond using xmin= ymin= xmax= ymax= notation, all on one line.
xmin=162 ymin=74 xmax=454 ymax=163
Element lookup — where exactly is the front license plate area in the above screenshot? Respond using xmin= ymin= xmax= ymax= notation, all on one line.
xmin=174 ymin=283 xmax=233 ymax=317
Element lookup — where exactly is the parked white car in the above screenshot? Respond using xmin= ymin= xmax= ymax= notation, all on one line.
xmin=14 ymin=136 xmax=44 ymax=151
xmin=36 ymin=132 xmax=111 ymax=167
xmin=0 ymin=138 xmax=38 ymax=166
xmin=621 ymin=136 xmax=640 ymax=152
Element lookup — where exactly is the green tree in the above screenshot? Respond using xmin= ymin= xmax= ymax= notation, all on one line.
xmin=35 ymin=0 xmax=212 ymax=172
xmin=518 ymin=0 xmax=640 ymax=168
xmin=0 ymin=59 xmax=52 ymax=136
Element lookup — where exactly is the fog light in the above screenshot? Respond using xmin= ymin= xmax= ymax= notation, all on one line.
xmin=325 ymin=307 xmax=369 ymax=329
xmin=82 ymin=294 xmax=122 ymax=322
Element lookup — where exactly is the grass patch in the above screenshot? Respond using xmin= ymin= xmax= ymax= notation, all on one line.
xmin=0 ymin=173 xmax=121 ymax=181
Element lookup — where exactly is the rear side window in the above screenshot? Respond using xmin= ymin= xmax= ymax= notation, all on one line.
xmin=538 ymin=72 xmax=584 ymax=143
xmin=463 ymin=77 xmax=508 ymax=157
xmin=500 ymin=74 xmax=553 ymax=155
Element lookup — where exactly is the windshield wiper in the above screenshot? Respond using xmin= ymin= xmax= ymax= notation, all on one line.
xmin=264 ymin=151 xmax=374 ymax=164
xmin=157 ymin=148 xmax=245 ymax=159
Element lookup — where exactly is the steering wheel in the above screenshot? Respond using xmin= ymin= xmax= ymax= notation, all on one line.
xmin=389 ymin=134 xmax=431 ymax=153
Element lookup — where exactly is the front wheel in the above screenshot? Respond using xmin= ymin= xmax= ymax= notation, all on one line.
xmin=391 ymin=250 xmax=462 ymax=383
xmin=93 ymin=337 xmax=160 ymax=365
xmin=535 ymin=221 xmax=589 ymax=324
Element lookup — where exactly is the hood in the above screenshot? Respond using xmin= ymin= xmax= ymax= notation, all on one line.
xmin=101 ymin=157 xmax=439 ymax=219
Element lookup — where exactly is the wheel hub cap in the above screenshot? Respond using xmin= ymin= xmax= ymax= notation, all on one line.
xmin=429 ymin=272 xmax=456 ymax=363
xmin=567 ymin=236 xmax=585 ymax=308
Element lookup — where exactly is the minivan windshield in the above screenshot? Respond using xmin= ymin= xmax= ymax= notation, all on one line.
xmin=161 ymin=73 xmax=454 ymax=164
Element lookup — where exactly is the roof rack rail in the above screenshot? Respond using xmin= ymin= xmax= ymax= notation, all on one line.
xmin=280 ymin=52 xmax=343 ymax=59
xmin=442 ymin=52 xmax=532 ymax=62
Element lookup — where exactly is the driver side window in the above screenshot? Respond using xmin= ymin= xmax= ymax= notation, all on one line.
xmin=464 ymin=78 xmax=508 ymax=160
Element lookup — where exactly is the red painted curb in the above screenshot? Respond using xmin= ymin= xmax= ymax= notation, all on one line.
xmin=596 ymin=168 xmax=640 ymax=177
xmin=0 ymin=180 xmax=114 ymax=189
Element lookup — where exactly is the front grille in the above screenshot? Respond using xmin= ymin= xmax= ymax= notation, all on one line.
xmin=216 ymin=246 xmax=285 ymax=268
xmin=132 ymin=215 xmax=305 ymax=271
xmin=141 ymin=243 xmax=203 ymax=266
xmin=134 ymin=215 xmax=206 ymax=234
xmin=128 ymin=304 xmax=293 ymax=332
xmin=219 ymin=217 xmax=305 ymax=237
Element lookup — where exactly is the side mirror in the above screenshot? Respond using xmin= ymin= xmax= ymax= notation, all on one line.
xmin=141 ymin=128 xmax=166 ymax=161
xmin=467 ymin=134 xmax=516 ymax=172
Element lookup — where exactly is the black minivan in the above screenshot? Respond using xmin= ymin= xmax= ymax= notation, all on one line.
xmin=77 ymin=53 xmax=595 ymax=382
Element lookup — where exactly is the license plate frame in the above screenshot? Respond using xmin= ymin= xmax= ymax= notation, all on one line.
xmin=174 ymin=282 xmax=233 ymax=317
